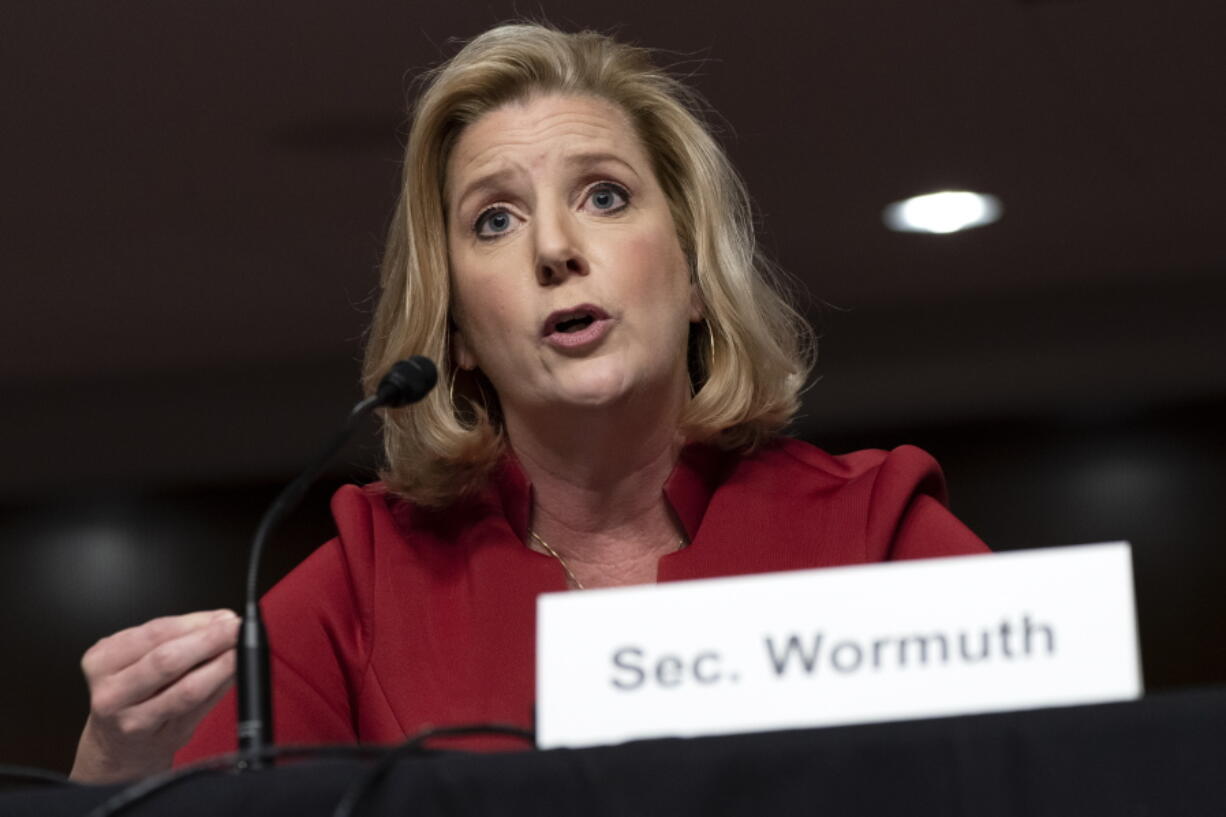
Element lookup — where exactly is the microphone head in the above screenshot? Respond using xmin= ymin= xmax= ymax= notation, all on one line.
xmin=376 ymin=356 xmax=438 ymax=408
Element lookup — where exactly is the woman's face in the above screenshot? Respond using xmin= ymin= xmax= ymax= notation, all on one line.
xmin=446 ymin=93 xmax=699 ymax=420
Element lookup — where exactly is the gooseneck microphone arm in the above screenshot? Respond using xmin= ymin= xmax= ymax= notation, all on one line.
xmin=237 ymin=356 xmax=438 ymax=770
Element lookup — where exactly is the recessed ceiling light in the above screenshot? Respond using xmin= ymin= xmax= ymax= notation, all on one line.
xmin=883 ymin=190 xmax=1003 ymax=234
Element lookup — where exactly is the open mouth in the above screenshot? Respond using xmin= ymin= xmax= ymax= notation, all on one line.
xmin=554 ymin=314 xmax=595 ymax=334
xmin=544 ymin=304 xmax=609 ymax=336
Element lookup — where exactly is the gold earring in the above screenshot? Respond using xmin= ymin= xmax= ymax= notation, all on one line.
xmin=706 ymin=321 xmax=717 ymax=377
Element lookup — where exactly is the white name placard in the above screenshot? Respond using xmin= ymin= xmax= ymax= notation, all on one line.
xmin=537 ymin=542 xmax=1141 ymax=749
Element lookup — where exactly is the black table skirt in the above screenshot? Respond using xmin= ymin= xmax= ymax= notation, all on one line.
xmin=4 ymin=686 xmax=1223 ymax=817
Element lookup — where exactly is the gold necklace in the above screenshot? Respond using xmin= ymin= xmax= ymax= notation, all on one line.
xmin=528 ymin=530 xmax=688 ymax=590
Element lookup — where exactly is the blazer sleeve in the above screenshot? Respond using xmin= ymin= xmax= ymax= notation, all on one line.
xmin=890 ymin=492 xmax=990 ymax=560
xmin=863 ymin=444 xmax=991 ymax=561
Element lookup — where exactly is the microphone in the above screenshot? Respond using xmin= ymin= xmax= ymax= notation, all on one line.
xmin=237 ymin=356 xmax=437 ymax=770
xmin=376 ymin=357 xmax=439 ymax=407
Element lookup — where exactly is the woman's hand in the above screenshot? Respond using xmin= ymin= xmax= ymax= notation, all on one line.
xmin=70 ymin=610 xmax=240 ymax=783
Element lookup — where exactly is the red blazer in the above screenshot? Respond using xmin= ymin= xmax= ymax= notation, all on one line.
xmin=177 ymin=439 xmax=989 ymax=763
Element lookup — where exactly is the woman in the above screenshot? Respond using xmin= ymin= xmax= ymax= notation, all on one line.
xmin=70 ymin=23 xmax=988 ymax=783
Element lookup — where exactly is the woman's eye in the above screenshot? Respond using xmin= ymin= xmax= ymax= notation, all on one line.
xmin=474 ymin=207 xmax=518 ymax=239
xmin=584 ymin=183 xmax=629 ymax=213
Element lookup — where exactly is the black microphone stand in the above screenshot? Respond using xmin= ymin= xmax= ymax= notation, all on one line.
xmin=237 ymin=357 xmax=437 ymax=770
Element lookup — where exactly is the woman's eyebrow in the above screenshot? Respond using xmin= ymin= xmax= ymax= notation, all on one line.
xmin=564 ymin=151 xmax=642 ymax=181
xmin=452 ymin=152 xmax=641 ymax=214
xmin=452 ymin=167 xmax=520 ymax=215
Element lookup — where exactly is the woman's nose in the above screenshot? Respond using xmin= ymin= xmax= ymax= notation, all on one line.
xmin=533 ymin=207 xmax=589 ymax=285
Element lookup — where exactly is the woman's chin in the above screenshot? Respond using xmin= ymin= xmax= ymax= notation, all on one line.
xmin=554 ymin=383 xmax=627 ymax=409
xmin=551 ymin=368 xmax=636 ymax=409
xmin=532 ymin=358 xmax=683 ymax=413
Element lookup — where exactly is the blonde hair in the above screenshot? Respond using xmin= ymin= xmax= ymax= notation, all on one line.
xmin=363 ymin=23 xmax=814 ymax=506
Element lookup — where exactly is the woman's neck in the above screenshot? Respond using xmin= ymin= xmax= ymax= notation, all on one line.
xmin=503 ymin=396 xmax=687 ymax=587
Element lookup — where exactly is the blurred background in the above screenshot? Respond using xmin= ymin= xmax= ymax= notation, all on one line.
xmin=2 ymin=0 xmax=1223 ymax=773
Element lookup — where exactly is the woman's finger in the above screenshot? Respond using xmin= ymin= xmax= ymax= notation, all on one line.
xmin=89 ymin=614 xmax=240 ymax=716
xmin=111 ymin=648 xmax=237 ymax=741
xmin=81 ymin=610 xmax=236 ymax=680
